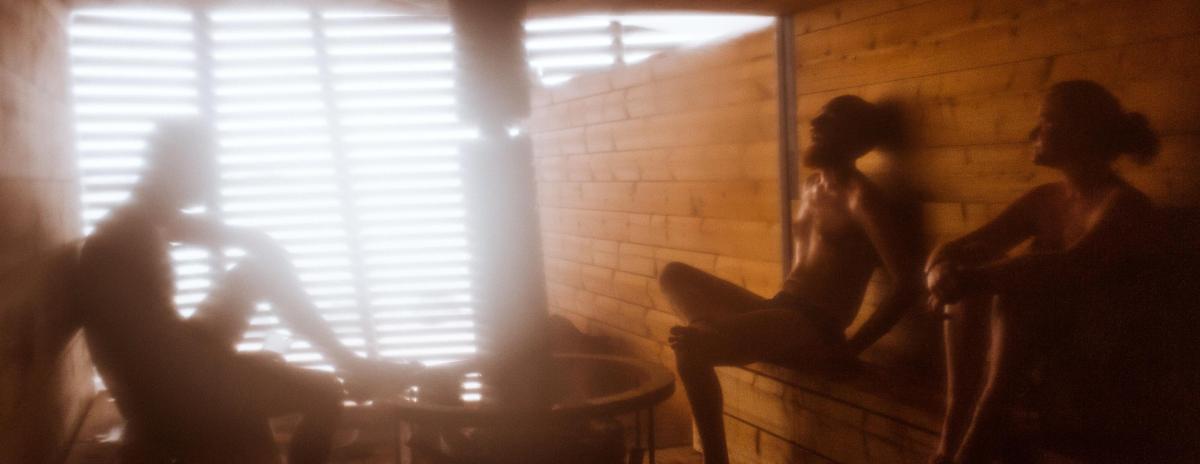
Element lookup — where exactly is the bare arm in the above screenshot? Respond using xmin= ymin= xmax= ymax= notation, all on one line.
xmin=845 ymin=184 xmax=923 ymax=354
xmin=978 ymin=186 xmax=1150 ymax=294
xmin=788 ymin=174 xmax=820 ymax=270
xmin=925 ymin=184 xmax=1052 ymax=273
xmin=163 ymin=214 xmax=361 ymax=365
xmin=162 ymin=214 xmax=276 ymax=252
xmin=925 ymin=185 xmax=1051 ymax=308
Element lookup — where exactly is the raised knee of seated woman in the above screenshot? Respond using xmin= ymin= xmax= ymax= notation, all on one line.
xmin=658 ymin=262 xmax=698 ymax=295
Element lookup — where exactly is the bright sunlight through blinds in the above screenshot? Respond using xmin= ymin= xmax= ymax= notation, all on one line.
xmin=70 ymin=7 xmax=772 ymax=376
xmin=71 ymin=8 xmax=475 ymax=372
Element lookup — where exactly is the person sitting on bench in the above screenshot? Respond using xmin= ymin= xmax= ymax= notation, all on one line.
xmin=76 ymin=121 xmax=414 ymax=463
xmin=925 ymin=80 xmax=1165 ymax=463
xmin=660 ymin=95 xmax=924 ymax=464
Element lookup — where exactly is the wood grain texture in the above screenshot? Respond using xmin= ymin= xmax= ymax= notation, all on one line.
xmin=530 ymin=0 xmax=1200 ymax=459
xmin=530 ymin=29 xmax=783 ymax=446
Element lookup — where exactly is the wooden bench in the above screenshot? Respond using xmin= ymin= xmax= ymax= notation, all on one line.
xmin=715 ymin=313 xmax=945 ymax=464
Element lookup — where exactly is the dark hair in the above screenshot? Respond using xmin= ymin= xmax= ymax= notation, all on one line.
xmin=1046 ymin=80 xmax=1160 ymax=165
xmin=825 ymin=95 xmax=904 ymax=154
xmin=872 ymin=98 xmax=906 ymax=153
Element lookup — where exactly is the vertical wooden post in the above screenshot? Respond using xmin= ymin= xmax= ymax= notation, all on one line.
xmin=311 ymin=10 xmax=377 ymax=358
xmin=610 ymin=20 xmax=625 ymax=66
xmin=448 ymin=0 xmax=549 ymax=362
xmin=775 ymin=16 xmax=798 ymax=279
xmin=192 ymin=10 xmax=227 ymax=278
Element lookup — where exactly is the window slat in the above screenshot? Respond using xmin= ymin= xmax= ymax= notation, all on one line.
xmin=74 ymin=7 xmax=767 ymax=381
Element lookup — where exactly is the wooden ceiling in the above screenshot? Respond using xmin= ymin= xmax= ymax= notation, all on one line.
xmin=370 ymin=0 xmax=833 ymax=16
xmin=69 ymin=0 xmax=832 ymax=17
xmin=526 ymin=0 xmax=830 ymax=16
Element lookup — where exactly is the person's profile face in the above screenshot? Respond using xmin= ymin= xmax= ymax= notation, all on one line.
xmin=1030 ymin=100 xmax=1082 ymax=169
xmin=804 ymin=99 xmax=868 ymax=167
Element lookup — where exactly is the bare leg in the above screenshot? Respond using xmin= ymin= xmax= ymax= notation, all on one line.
xmin=954 ymin=293 xmax=1035 ymax=463
xmin=932 ymin=295 xmax=991 ymax=463
xmin=187 ymin=262 xmax=264 ymax=349
xmin=659 ymin=263 xmax=829 ymax=464
xmin=231 ymin=256 xmax=360 ymax=365
xmin=659 ymin=262 xmax=767 ymax=325
xmin=672 ymin=340 xmax=730 ymax=464
xmin=659 ymin=263 xmax=763 ymax=464
xmin=183 ymin=259 xmax=346 ymax=464
xmin=227 ymin=357 xmax=344 ymax=464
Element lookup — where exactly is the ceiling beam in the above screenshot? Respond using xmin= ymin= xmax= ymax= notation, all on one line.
xmin=68 ymin=0 xmax=836 ymax=17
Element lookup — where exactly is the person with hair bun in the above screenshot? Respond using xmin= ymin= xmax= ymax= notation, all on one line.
xmin=660 ymin=95 xmax=923 ymax=464
xmin=925 ymin=80 xmax=1166 ymax=463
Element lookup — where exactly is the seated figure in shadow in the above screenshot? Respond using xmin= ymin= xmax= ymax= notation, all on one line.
xmin=76 ymin=122 xmax=414 ymax=463
xmin=660 ymin=95 xmax=924 ymax=464
xmin=925 ymin=80 xmax=1166 ymax=463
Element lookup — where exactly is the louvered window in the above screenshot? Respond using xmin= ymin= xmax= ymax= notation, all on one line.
xmin=525 ymin=14 xmax=774 ymax=85
xmin=70 ymin=7 xmax=771 ymax=377
xmin=71 ymin=8 xmax=473 ymax=372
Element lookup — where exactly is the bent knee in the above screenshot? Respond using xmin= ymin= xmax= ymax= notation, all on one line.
xmin=659 ymin=262 xmax=701 ymax=292
xmin=223 ymin=259 xmax=274 ymax=288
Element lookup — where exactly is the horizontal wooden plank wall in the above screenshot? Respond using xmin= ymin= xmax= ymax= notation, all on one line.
xmin=529 ymin=29 xmax=782 ymax=446
xmin=531 ymin=0 xmax=1200 ymax=461
xmin=794 ymin=0 xmax=1200 ymax=363
xmin=795 ymin=0 xmax=1200 ymax=234
xmin=739 ymin=0 xmax=1200 ymax=462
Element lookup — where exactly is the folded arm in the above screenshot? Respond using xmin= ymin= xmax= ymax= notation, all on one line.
xmin=163 ymin=214 xmax=360 ymax=365
xmin=977 ymin=186 xmax=1151 ymax=294
xmin=926 ymin=185 xmax=1052 ymax=273
xmin=925 ymin=185 xmax=1053 ymax=307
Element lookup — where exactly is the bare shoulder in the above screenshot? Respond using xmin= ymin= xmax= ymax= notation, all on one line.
xmin=845 ymin=174 xmax=887 ymax=213
xmin=1103 ymin=182 xmax=1156 ymax=218
xmin=80 ymin=208 xmax=154 ymax=262
xmin=1111 ymin=182 xmax=1153 ymax=206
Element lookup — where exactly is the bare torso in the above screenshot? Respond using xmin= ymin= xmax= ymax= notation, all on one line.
xmin=783 ymin=172 xmax=882 ymax=329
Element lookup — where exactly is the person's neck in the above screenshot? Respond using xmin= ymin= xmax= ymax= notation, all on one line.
xmin=130 ymin=184 xmax=180 ymax=225
xmin=1062 ymin=163 xmax=1120 ymax=200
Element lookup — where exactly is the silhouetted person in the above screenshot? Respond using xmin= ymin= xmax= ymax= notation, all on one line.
xmin=925 ymin=80 xmax=1164 ymax=463
xmin=76 ymin=122 xmax=412 ymax=463
xmin=660 ymin=96 xmax=922 ymax=464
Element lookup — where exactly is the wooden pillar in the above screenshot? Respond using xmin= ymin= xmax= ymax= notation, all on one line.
xmin=449 ymin=0 xmax=549 ymax=362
